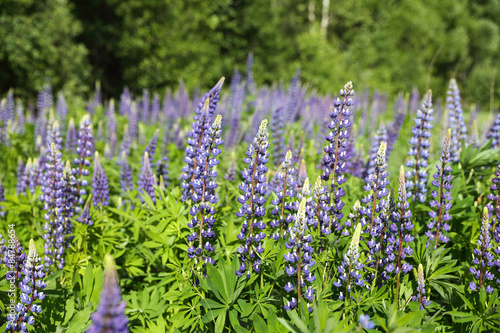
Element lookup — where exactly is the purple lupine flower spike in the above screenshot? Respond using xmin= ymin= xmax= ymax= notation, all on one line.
xmin=485 ymin=114 xmax=500 ymax=149
xmin=144 ymin=129 xmax=159 ymax=165
xmin=16 ymin=99 xmax=25 ymax=134
xmin=61 ymin=161 xmax=77 ymax=246
xmin=333 ymin=223 xmax=367 ymax=300
xmin=47 ymin=120 xmax=63 ymax=152
xmin=236 ymin=120 xmax=270 ymax=278
xmin=77 ymin=195 xmax=94 ymax=225
xmin=283 ymin=198 xmax=316 ymax=312
xmin=446 ymin=78 xmax=467 ymax=162
xmin=269 ymin=150 xmax=297 ymax=240
xmin=469 ymin=207 xmax=496 ymax=293
xmin=271 ymin=107 xmax=286 ymax=166
xmin=310 ymin=176 xmax=331 ymax=237
xmin=137 ymin=152 xmax=157 ymax=204
xmin=365 ymin=124 xmax=388 ymax=177
xmin=412 ymin=263 xmax=431 ymax=309
xmin=406 ymin=90 xmax=433 ymax=203
xmin=321 ymin=81 xmax=354 ymax=234
xmin=87 ymin=255 xmax=128 ymax=333
xmin=4 ymin=231 xmax=26 ymax=300
xmin=73 ymin=114 xmax=95 ymax=210
xmin=487 ymin=165 xmax=500 ymax=249
xmin=92 ymin=152 xmax=110 ymax=208
xmin=187 ymin=115 xmax=224 ymax=276
xmin=56 ymin=92 xmax=68 ymax=132
xmin=426 ymin=129 xmax=453 ymax=248
xmin=65 ymin=118 xmax=77 ymax=152
xmin=389 ymin=166 xmax=414 ymax=300
xmin=7 ymin=239 xmax=47 ymax=332
xmin=151 ymin=92 xmax=160 ymax=124
xmin=41 ymin=142 xmax=66 ymax=270
xmin=120 ymin=151 xmax=134 ymax=195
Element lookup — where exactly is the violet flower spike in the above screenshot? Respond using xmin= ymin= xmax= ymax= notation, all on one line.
xmin=405 ymin=90 xmax=433 ymax=203
xmin=446 ymin=78 xmax=467 ymax=162
xmin=87 ymin=255 xmax=128 ymax=333
xmin=236 ymin=120 xmax=270 ymax=278
xmin=72 ymin=114 xmax=95 ymax=210
xmin=137 ymin=152 xmax=157 ymax=204
xmin=92 ymin=152 xmax=110 ymax=208
xmin=426 ymin=129 xmax=453 ymax=248
xmin=412 ymin=263 xmax=431 ymax=309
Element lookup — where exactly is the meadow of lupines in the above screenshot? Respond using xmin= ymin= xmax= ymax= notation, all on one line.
xmin=1 ymin=62 xmax=500 ymax=332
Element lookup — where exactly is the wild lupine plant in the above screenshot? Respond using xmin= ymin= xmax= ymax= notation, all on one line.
xmin=137 ymin=152 xmax=156 ymax=204
xmin=283 ymin=198 xmax=316 ymax=312
xmin=413 ymin=263 xmax=431 ymax=309
xmin=446 ymin=78 xmax=467 ymax=161
xmin=236 ymin=120 xmax=269 ymax=278
xmin=406 ymin=90 xmax=433 ymax=203
xmin=187 ymin=115 xmax=223 ymax=276
xmin=426 ymin=129 xmax=453 ymax=248
xmin=469 ymin=207 xmax=496 ymax=293
xmin=91 ymin=152 xmax=110 ymax=208
xmin=72 ymin=115 xmax=94 ymax=210
xmin=321 ymin=81 xmax=354 ymax=233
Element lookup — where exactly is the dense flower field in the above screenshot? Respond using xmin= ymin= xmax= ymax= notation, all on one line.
xmin=0 ymin=65 xmax=500 ymax=332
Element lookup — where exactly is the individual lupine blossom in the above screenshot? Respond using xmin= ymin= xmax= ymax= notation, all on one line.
xmin=387 ymin=167 xmax=414 ymax=280
xmin=73 ymin=115 xmax=95 ymax=209
xmin=120 ymin=151 xmax=134 ymax=194
xmin=446 ymin=78 xmax=467 ymax=162
xmin=359 ymin=314 xmax=375 ymax=330
xmin=426 ymin=129 xmax=453 ymax=248
xmin=469 ymin=207 xmax=497 ymax=293
xmin=485 ymin=113 xmax=500 ymax=149
xmin=269 ymin=150 xmax=297 ymax=240
xmin=308 ymin=176 xmax=331 ymax=237
xmin=87 ymin=255 xmax=128 ymax=333
xmin=47 ymin=120 xmax=63 ymax=151
xmin=321 ymin=81 xmax=354 ymax=234
xmin=77 ymin=196 xmax=93 ymax=225
xmin=412 ymin=263 xmax=431 ymax=309
xmin=137 ymin=152 xmax=157 ymax=204
xmin=187 ymin=115 xmax=223 ymax=275
xmin=144 ymin=129 xmax=159 ymax=165
xmin=283 ymin=198 xmax=316 ymax=312
xmin=180 ymin=78 xmax=225 ymax=201
xmin=365 ymin=124 xmax=388 ymax=176
xmin=333 ymin=223 xmax=367 ymax=300
xmin=342 ymin=200 xmax=361 ymax=237
xmin=271 ymin=107 xmax=286 ymax=166
xmin=406 ymin=90 xmax=433 ymax=203
xmin=65 ymin=118 xmax=77 ymax=152
xmin=41 ymin=143 xmax=66 ymax=270
xmin=17 ymin=156 xmax=26 ymax=195
xmin=91 ymin=152 xmax=110 ymax=207
xmin=6 ymin=240 xmax=46 ymax=333
xmin=236 ymin=120 xmax=270 ymax=278
xmin=56 ymin=92 xmax=68 ymax=132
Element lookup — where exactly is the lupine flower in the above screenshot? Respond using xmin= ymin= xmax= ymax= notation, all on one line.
xmin=119 ymin=87 xmax=131 ymax=116
xmin=269 ymin=150 xmax=297 ymax=240
xmin=7 ymin=239 xmax=47 ymax=333
xmin=283 ymin=198 xmax=316 ymax=312
xmin=236 ymin=120 xmax=270 ymax=278
xmin=151 ymin=92 xmax=160 ymax=123
xmin=359 ymin=314 xmax=375 ymax=330
xmin=446 ymin=78 xmax=467 ymax=162
xmin=333 ymin=223 xmax=368 ymax=300
xmin=47 ymin=120 xmax=63 ymax=152
xmin=469 ymin=207 xmax=496 ymax=293
xmin=365 ymin=124 xmax=388 ymax=177
xmin=486 ymin=114 xmax=500 ymax=149
xmin=41 ymin=143 xmax=66 ymax=270
xmin=141 ymin=88 xmax=150 ymax=123
xmin=65 ymin=118 xmax=77 ymax=152
xmin=321 ymin=82 xmax=354 ymax=233
xmin=285 ymin=69 xmax=301 ymax=120
xmin=271 ymin=107 xmax=286 ymax=166
xmin=87 ymin=254 xmax=128 ymax=333
xmin=17 ymin=156 xmax=26 ymax=195
xmin=119 ymin=124 xmax=132 ymax=159
xmin=4 ymin=231 xmax=26 ymax=297
xmin=73 ymin=115 xmax=95 ymax=210
xmin=310 ymin=176 xmax=331 ymax=237
xmin=92 ymin=152 xmax=110 ymax=208
xmin=388 ymin=167 xmax=414 ymax=300
xmin=187 ymin=115 xmax=223 ymax=276
xmin=296 ymin=158 xmax=308 ymax=191
xmin=77 ymin=196 xmax=94 ymax=225
xmin=137 ymin=152 xmax=157 ymax=204
xmin=59 ymin=161 xmax=77 ymax=246
xmin=6 ymin=88 xmax=15 ymax=124
xmin=56 ymin=92 xmax=67 ymax=131
xmin=120 ymin=151 xmax=134 ymax=194
xmin=181 ymin=79 xmax=225 ymax=201
xmin=16 ymin=99 xmax=25 ymax=135
xmin=128 ymin=102 xmax=138 ymax=140
xmin=412 ymin=263 xmax=431 ymax=309
xmin=426 ymin=129 xmax=453 ymax=248
xmin=144 ymin=129 xmax=159 ymax=165
xmin=406 ymin=90 xmax=433 ymax=202
xmin=105 ymin=100 xmax=118 ymax=158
